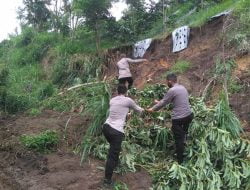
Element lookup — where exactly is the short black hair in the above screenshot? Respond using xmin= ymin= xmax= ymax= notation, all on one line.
xmin=117 ymin=84 xmax=127 ymax=94
xmin=166 ymin=73 xmax=177 ymax=82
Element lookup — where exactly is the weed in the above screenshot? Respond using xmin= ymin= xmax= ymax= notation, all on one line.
xmin=114 ymin=181 xmax=129 ymax=190
xmin=187 ymin=0 xmax=238 ymax=27
xmin=52 ymin=54 xmax=103 ymax=87
xmin=226 ymin=1 xmax=250 ymax=53
xmin=2 ymin=93 xmax=30 ymax=114
xmin=38 ymin=82 xmax=55 ymax=100
xmin=83 ymin=82 xmax=111 ymax=136
xmin=20 ymin=130 xmax=59 ymax=153
xmin=228 ymin=79 xmax=243 ymax=94
xmin=167 ymin=60 xmax=191 ymax=75
xmin=27 ymin=108 xmax=42 ymax=116
xmin=0 ymin=67 xmax=9 ymax=86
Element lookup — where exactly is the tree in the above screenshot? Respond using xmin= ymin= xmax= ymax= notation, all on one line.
xmin=73 ymin=0 xmax=115 ymax=51
xmin=121 ymin=0 xmax=161 ymax=40
xmin=50 ymin=0 xmax=72 ymax=36
xmin=18 ymin=0 xmax=52 ymax=31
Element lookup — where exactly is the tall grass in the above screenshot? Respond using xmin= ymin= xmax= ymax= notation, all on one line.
xmin=182 ymin=0 xmax=239 ymax=27
xmin=226 ymin=0 xmax=250 ymax=53
xmin=52 ymin=54 xmax=103 ymax=87
xmin=83 ymin=82 xmax=111 ymax=136
xmin=79 ymin=82 xmax=111 ymax=162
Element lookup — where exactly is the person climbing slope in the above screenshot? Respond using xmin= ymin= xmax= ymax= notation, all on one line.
xmin=117 ymin=53 xmax=148 ymax=89
xmin=102 ymin=84 xmax=144 ymax=186
xmin=147 ymin=73 xmax=193 ymax=164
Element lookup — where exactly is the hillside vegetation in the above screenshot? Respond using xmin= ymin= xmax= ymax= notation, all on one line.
xmin=0 ymin=0 xmax=249 ymax=189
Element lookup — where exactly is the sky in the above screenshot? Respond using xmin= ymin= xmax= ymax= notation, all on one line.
xmin=0 ymin=0 xmax=23 ymax=41
xmin=0 ymin=0 xmax=158 ymax=42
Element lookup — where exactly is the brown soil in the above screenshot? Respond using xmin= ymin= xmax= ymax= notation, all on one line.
xmin=0 ymin=111 xmax=151 ymax=190
xmin=230 ymin=54 xmax=250 ymax=130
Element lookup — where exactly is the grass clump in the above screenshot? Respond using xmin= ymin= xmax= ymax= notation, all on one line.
xmin=52 ymin=54 xmax=103 ymax=87
xmin=27 ymin=108 xmax=42 ymax=116
xmin=228 ymin=79 xmax=244 ymax=94
xmin=226 ymin=0 xmax=250 ymax=54
xmin=168 ymin=60 xmax=191 ymax=75
xmin=38 ymin=82 xmax=55 ymax=100
xmin=187 ymin=0 xmax=238 ymax=27
xmin=20 ymin=130 xmax=59 ymax=153
xmin=114 ymin=182 xmax=129 ymax=190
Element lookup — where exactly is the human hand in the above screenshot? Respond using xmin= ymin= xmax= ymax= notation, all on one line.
xmin=154 ymin=99 xmax=160 ymax=104
xmin=127 ymin=112 xmax=132 ymax=120
xmin=146 ymin=108 xmax=154 ymax=113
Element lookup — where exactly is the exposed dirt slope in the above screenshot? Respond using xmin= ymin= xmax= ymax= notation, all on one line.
xmin=0 ymin=111 xmax=151 ymax=190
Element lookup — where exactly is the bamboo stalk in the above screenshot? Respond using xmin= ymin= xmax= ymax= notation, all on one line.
xmin=58 ymin=76 xmax=107 ymax=95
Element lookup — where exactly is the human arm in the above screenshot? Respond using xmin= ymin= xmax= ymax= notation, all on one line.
xmin=126 ymin=58 xmax=148 ymax=63
xmin=128 ymin=98 xmax=144 ymax=114
xmin=148 ymin=90 xmax=174 ymax=112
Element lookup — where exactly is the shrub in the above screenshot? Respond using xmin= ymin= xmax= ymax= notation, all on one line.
xmin=0 ymin=67 xmax=9 ymax=86
xmin=169 ymin=60 xmax=191 ymax=74
xmin=52 ymin=56 xmax=75 ymax=86
xmin=226 ymin=1 xmax=250 ymax=54
xmin=28 ymin=108 xmax=42 ymax=116
xmin=228 ymin=79 xmax=243 ymax=94
xmin=20 ymin=130 xmax=59 ymax=153
xmin=52 ymin=54 xmax=103 ymax=87
xmin=9 ymin=30 xmax=59 ymax=65
xmin=2 ymin=93 xmax=30 ymax=114
xmin=38 ymin=82 xmax=55 ymax=100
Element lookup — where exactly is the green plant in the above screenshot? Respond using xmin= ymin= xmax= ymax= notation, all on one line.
xmin=20 ymin=130 xmax=59 ymax=153
xmin=187 ymin=0 xmax=238 ymax=27
xmin=38 ymin=82 xmax=55 ymax=100
xmin=83 ymin=82 xmax=111 ymax=136
xmin=226 ymin=0 xmax=250 ymax=53
xmin=79 ymin=84 xmax=250 ymax=190
xmin=52 ymin=54 xmax=103 ymax=87
xmin=114 ymin=181 xmax=129 ymax=190
xmin=228 ymin=79 xmax=243 ymax=93
xmin=28 ymin=108 xmax=42 ymax=116
xmin=0 ymin=67 xmax=9 ymax=86
xmin=168 ymin=60 xmax=191 ymax=74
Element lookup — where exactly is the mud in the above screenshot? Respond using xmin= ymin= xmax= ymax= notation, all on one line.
xmin=0 ymin=111 xmax=151 ymax=190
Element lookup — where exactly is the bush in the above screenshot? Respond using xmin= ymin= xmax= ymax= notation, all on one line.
xmin=15 ymin=27 xmax=35 ymax=47
xmin=52 ymin=54 xmax=103 ymax=87
xmin=20 ymin=130 xmax=59 ymax=153
xmin=228 ymin=79 xmax=243 ymax=94
xmin=9 ymin=30 xmax=59 ymax=65
xmin=0 ymin=67 xmax=9 ymax=86
xmin=27 ymin=108 xmax=42 ymax=116
xmin=168 ymin=60 xmax=191 ymax=74
xmin=56 ymin=28 xmax=96 ymax=55
xmin=38 ymin=82 xmax=55 ymax=100
xmin=226 ymin=1 xmax=250 ymax=53
xmin=52 ymin=56 xmax=75 ymax=86
xmin=0 ymin=67 xmax=31 ymax=113
xmin=2 ymin=93 xmax=30 ymax=114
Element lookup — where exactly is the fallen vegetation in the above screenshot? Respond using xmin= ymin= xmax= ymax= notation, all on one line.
xmin=79 ymin=84 xmax=250 ymax=189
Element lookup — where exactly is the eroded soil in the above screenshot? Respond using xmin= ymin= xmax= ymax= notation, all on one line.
xmin=0 ymin=111 xmax=151 ymax=190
